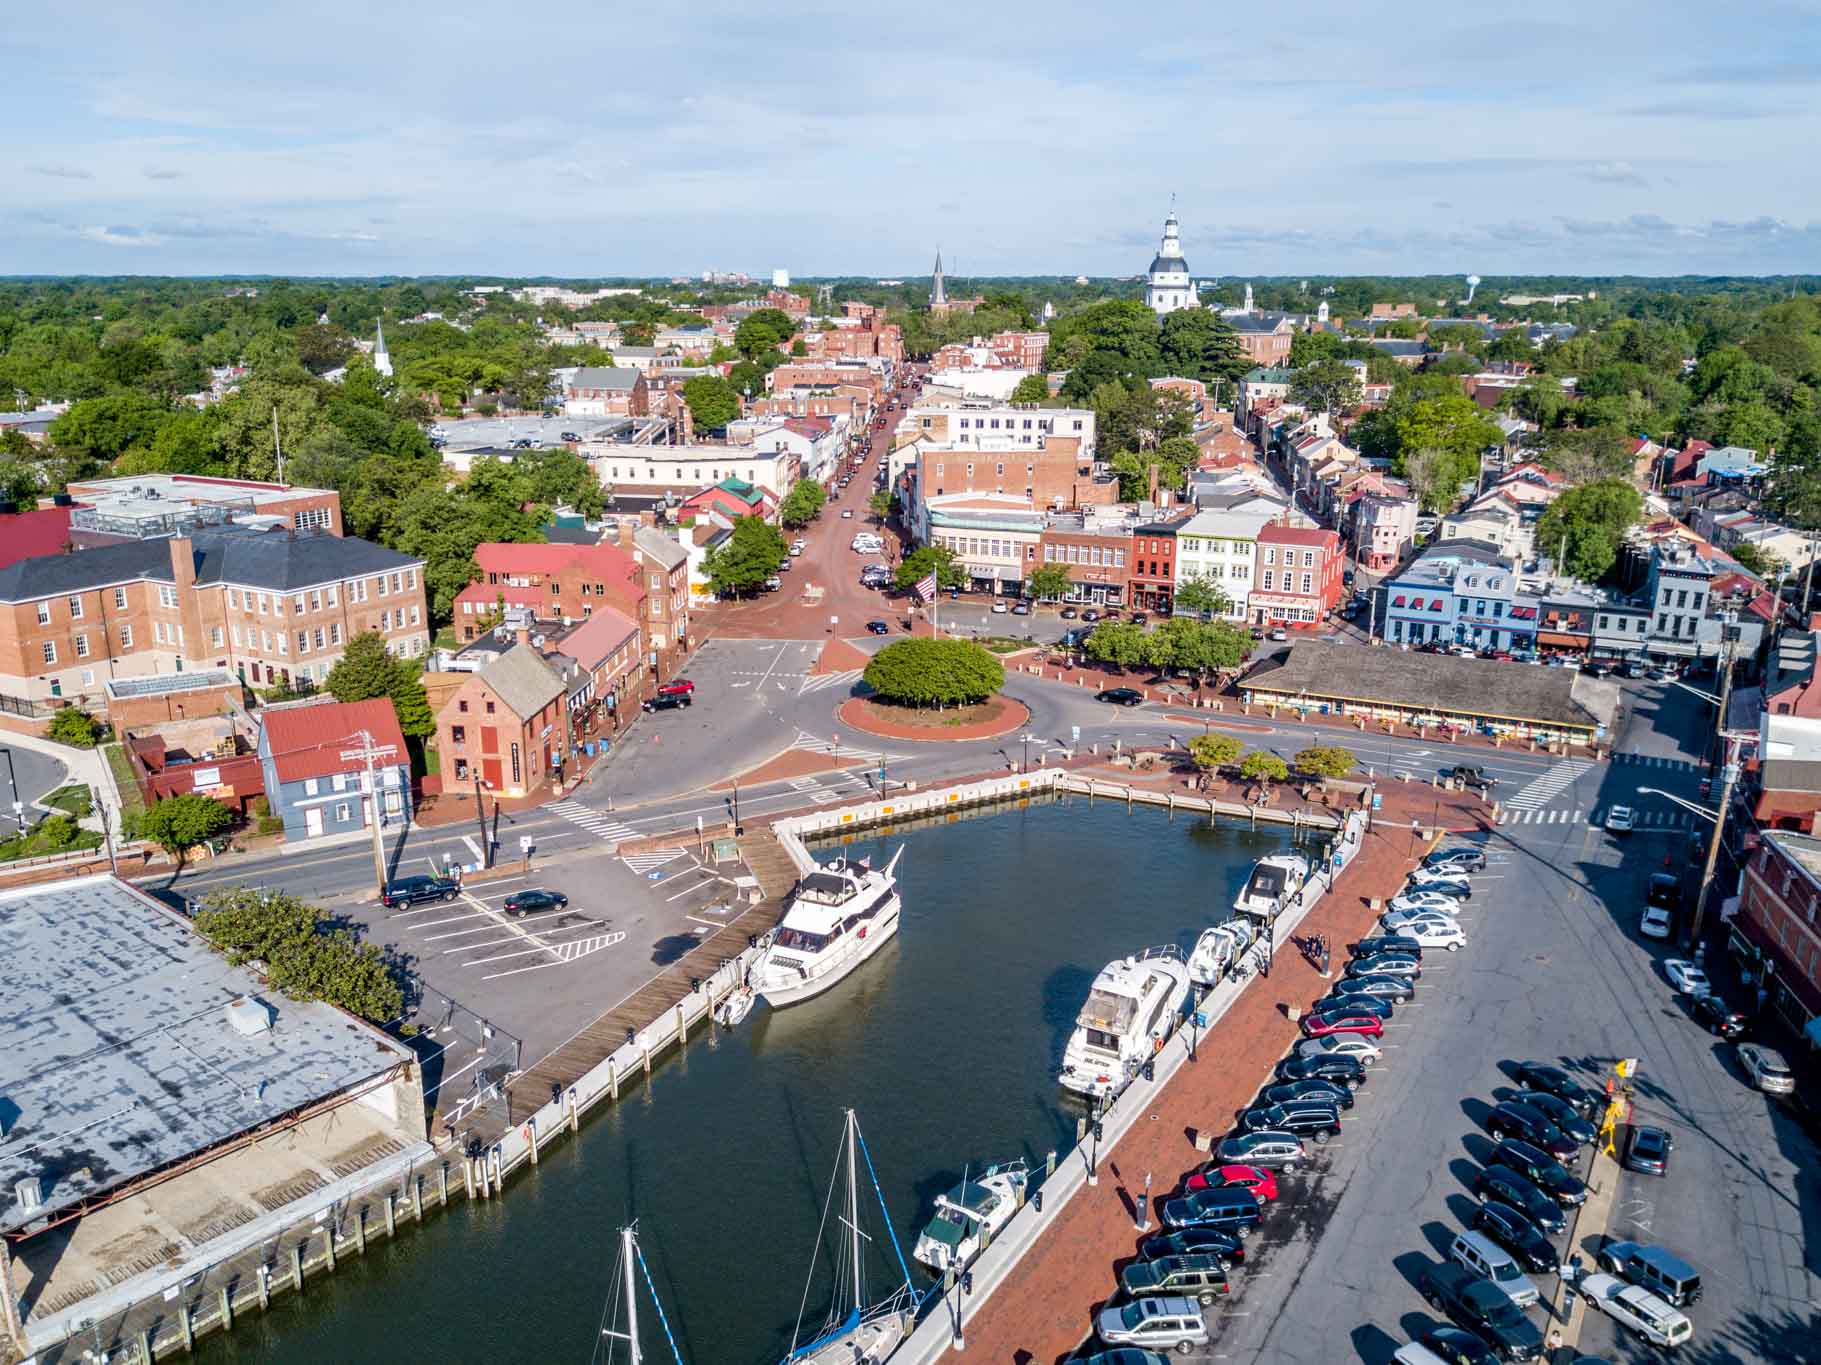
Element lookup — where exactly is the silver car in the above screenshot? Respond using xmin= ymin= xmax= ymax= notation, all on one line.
xmin=1738 ymin=1043 xmax=1796 ymax=1096
xmin=1095 ymin=1295 xmax=1210 ymax=1353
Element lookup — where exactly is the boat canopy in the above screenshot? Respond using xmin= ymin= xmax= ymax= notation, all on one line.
xmin=1079 ymin=986 xmax=1140 ymax=1033
xmin=921 ymin=1212 xmax=969 ymax=1248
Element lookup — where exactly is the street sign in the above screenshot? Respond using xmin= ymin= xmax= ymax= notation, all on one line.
xmin=1070 ymin=725 xmax=1080 ymax=743
xmin=519 ymin=836 xmax=533 ymax=851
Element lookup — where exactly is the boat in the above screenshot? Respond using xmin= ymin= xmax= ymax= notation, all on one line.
xmin=714 ymin=985 xmax=755 ymax=1029
xmin=781 ymin=1109 xmax=920 ymax=1365
xmin=911 ymin=1159 xmax=1030 ymax=1273
xmin=1187 ymin=919 xmax=1257 ymax=987
xmin=750 ymin=850 xmax=904 ymax=1010
xmin=1058 ymin=946 xmax=1192 ymax=1102
xmin=1233 ymin=853 xmax=1312 ymax=922
xmin=597 ymin=1222 xmax=684 ymax=1365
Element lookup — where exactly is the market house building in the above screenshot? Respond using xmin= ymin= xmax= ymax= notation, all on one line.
xmin=1240 ymin=639 xmax=1615 ymax=748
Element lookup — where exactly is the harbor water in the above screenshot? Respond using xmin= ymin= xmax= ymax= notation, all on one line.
xmin=197 ymin=797 xmax=1305 ymax=1365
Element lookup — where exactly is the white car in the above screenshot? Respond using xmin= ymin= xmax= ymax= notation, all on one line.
xmin=1388 ymin=891 xmax=1467 ymax=916
xmin=1380 ymin=909 xmax=1458 ymax=935
xmin=1663 ymin=958 xmax=1710 ymax=995
xmin=789 ymin=544 xmax=804 ymax=557
xmin=1401 ymin=921 xmax=1466 ymax=952
xmin=1737 ymin=1043 xmax=1796 ymax=1096
xmin=841 ymin=509 xmax=854 ymax=519
xmin=1606 ymin=805 xmax=1637 ymax=833
xmin=1639 ymin=905 xmax=1673 ymax=940
xmin=1296 ymin=1034 xmax=1381 ymax=1066
xmin=1577 ymin=1273 xmax=1692 ymax=1348
xmin=991 ymin=600 xmax=1008 ymax=614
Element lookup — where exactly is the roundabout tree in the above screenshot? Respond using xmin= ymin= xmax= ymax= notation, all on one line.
xmin=862 ymin=637 xmax=1005 ymax=708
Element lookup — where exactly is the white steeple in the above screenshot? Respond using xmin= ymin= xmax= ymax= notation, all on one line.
xmin=1243 ymin=283 xmax=1254 ymax=315
xmin=1144 ymin=206 xmax=1199 ymax=317
xmin=372 ymin=320 xmax=393 ymax=378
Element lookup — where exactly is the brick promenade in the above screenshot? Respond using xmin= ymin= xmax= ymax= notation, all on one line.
xmin=946 ymin=819 xmax=1435 ymax=1364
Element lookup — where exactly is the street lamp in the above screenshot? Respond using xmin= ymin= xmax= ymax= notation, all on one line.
xmin=1640 ymin=757 xmax=1738 ymax=953
xmin=1021 ymin=732 xmax=1034 ymax=772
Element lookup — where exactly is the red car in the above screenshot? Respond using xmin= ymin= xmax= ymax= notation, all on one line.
xmin=1185 ymin=1163 xmax=1279 ymax=1203
xmin=1300 ymin=1010 xmax=1385 ymax=1039
xmin=658 ymin=679 xmax=695 ymax=697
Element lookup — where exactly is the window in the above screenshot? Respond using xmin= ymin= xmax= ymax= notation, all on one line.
xmin=510 ymin=742 xmax=522 ymax=785
xmin=351 ymin=579 xmax=367 ymax=603
xmin=1264 ymin=547 xmax=1277 ymax=565
xmin=377 ymin=574 xmax=389 ymax=597
xmin=67 ymin=595 xmax=83 ymax=619
xmin=458 ymin=699 xmax=469 ymax=713
xmin=114 ymin=587 xmax=128 ymax=610
xmin=327 ymin=586 xmax=338 ymax=607
xmin=391 ymin=572 xmax=403 ymax=594
xmin=406 ymin=569 xmax=416 ymax=590
xmin=297 ymin=630 xmax=310 ymax=653
xmin=1303 ymin=551 xmax=1314 ymax=568
xmin=410 ymin=606 xmax=420 ymax=625
xmin=80 ymin=669 xmax=94 ymax=687
xmin=211 ymin=626 xmax=224 ymax=647
xmin=120 ymin=624 xmax=133 ymax=648
xmin=260 ymin=629 xmax=270 ymax=652
xmin=314 ymin=628 xmax=325 ymax=649
xmin=334 ymin=803 xmax=351 ymax=823
xmin=485 ymin=700 xmax=496 ymax=714
xmin=1657 ymin=613 xmax=1669 ymax=632
xmin=329 ymin=623 xmax=341 ymax=644
xmin=1301 ymin=573 xmax=1313 ymax=593
xmin=1263 ymin=571 xmax=1275 ymax=591
xmin=294 ymin=506 xmax=332 ymax=532
xmin=257 ymin=592 xmax=269 ymax=614
xmin=332 ymin=773 xmax=348 ymax=793
xmin=276 ymin=632 xmax=287 ymax=655
xmin=35 ymin=602 xmax=50 ymax=625
xmin=231 ymin=624 xmax=242 ymax=646
xmin=41 ymin=641 xmax=55 ymax=664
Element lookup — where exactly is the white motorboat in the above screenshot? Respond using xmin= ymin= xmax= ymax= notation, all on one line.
xmin=713 ymin=985 xmax=755 ymax=1028
xmin=911 ymin=1159 xmax=1030 ymax=1273
xmin=1187 ymin=919 xmax=1257 ymax=987
xmin=1233 ymin=853 xmax=1311 ymax=922
xmin=751 ymin=849 xmax=904 ymax=1010
xmin=1058 ymin=946 xmax=1191 ymax=1101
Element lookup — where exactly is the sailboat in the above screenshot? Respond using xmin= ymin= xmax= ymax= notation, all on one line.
xmin=781 ymin=1109 xmax=921 ymax=1364
xmin=596 ymin=1223 xmax=686 ymax=1365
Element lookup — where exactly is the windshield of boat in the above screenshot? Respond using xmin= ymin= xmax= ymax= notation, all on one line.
xmin=795 ymin=868 xmax=861 ymax=904
xmin=774 ymin=926 xmax=834 ymax=953
xmin=1248 ymin=864 xmax=1290 ymax=899
xmin=1078 ymin=987 xmax=1139 ymax=1035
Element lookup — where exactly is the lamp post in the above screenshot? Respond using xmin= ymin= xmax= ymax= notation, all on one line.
xmin=1642 ymin=757 xmax=1738 ymax=954
xmin=0 ymin=748 xmax=19 ymax=830
xmin=1021 ymin=732 xmax=1032 ymax=773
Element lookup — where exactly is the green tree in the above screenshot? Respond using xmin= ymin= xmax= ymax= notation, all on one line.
xmin=1174 ymin=572 xmax=1232 ymax=621
xmin=46 ymin=705 xmax=104 ymax=747
xmin=704 ymin=515 xmax=788 ymax=595
xmin=1239 ymin=750 xmax=1290 ymax=796
xmin=861 ymin=637 xmax=1005 ymax=707
xmin=1083 ymin=620 xmax=1148 ymax=668
xmin=49 ymin=393 xmax=172 ymax=462
xmin=325 ymin=631 xmax=402 ymax=703
xmin=1188 ymin=732 xmax=1244 ymax=773
xmin=1009 ymin=373 xmax=1051 ymax=405
xmin=1402 ymin=445 xmax=1481 ymax=515
xmin=868 ymin=490 xmax=897 ymax=522
xmin=1289 ymin=360 xmax=1363 ymax=418
xmin=1145 ymin=617 xmax=1251 ymax=677
xmin=140 ymin=793 xmax=234 ymax=862
xmin=1534 ymin=479 xmax=1644 ymax=582
xmin=680 ymin=374 xmax=741 ymax=431
xmin=193 ymin=887 xmax=404 ymax=1023
xmin=1158 ymin=308 xmax=1248 ymax=386
xmin=734 ymin=307 xmax=798 ymax=361
xmin=1027 ymin=562 xmax=1073 ymax=601
xmin=1726 ymin=542 xmax=1784 ymax=579
xmin=1294 ymin=746 xmax=1357 ymax=781
xmin=779 ymin=478 xmax=828 ymax=528
xmin=895 ymin=543 xmax=965 ymax=592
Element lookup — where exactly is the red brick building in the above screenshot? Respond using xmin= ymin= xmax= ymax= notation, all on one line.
xmin=1129 ymin=519 xmax=1185 ymax=613
xmin=436 ymin=646 xmax=570 ymax=800
xmin=453 ymin=542 xmax=646 ymax=641
xmin=915 ymin=438 xmax=1108 ymax=511
xmin=1248 ymin=524 xmax=1343 ymax=628
xmin=1733 ymin=830 xmax=1821 ymax=1041
xmin=1036 ymin=522 xmax=1131 ymax=606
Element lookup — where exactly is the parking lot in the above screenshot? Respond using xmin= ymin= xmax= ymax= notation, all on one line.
xmin=1134 ymin=809 xmax=1821 ymax=1363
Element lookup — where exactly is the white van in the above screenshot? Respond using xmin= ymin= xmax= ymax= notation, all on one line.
xmin=1449 ymin=1229 xmax=1539 ymax=1307
xmin=1579 ymin=1273 xmax=1693 ymax=1347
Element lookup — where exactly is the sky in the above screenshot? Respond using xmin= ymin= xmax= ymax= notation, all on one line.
xmin=5 ymin=1 xmax=1819 ymax=279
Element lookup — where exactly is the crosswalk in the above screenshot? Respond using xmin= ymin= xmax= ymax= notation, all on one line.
xmin=799 ymin=668 xmax=863 ymax=696
xmin=1505 ymin=759 xmax=1593 ymax=810
xmin=621 ymin=847 xmax=689 ymax=873
xmin=1497 ymin=806 xmax=1698 ymax=828
xmin=1609 ymin=752 xmax=1703 ymax=774
xmin=546 ymin=798 xmax=640 ymax=848
xmin=788 ymin=775 xmax=841 ymax=805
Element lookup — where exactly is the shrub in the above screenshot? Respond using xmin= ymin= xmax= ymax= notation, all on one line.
xmin=862 ymin=638 xmax=1005 ymax=707
xmin=46 ymin=706 xmax=103 ymax=748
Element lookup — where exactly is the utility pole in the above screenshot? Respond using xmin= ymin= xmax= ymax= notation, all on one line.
xmin=1711 ymin=615 xmax=1739 ymax=779
xmin=341 ymin=729 xmax=399 ymax=897
xmin=272 ymin=405 xmax=285 ymax=483
xmin=1688 ymin=743 xmax=1740 ymax=954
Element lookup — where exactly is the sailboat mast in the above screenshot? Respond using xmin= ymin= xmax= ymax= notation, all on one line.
xmin=846 ymin=1109 xmax=862 ymax=1312
xmin=623 ymin=1225 xmax=642 ymax=1365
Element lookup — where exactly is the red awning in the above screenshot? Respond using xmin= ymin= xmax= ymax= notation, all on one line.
xmin=1429 ymin=599 xmax=1445 ymax=611
xmin=1392 ymin=595 xmax=1407 ymax=607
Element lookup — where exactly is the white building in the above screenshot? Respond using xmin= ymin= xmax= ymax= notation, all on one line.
xmin=902 ymin=398 xmax=1097 ymax=458
xmin=583 ymin=442 xmax=799 ymax=498
xmin=372 ymin=322 xmax=393 ymax=379
xmin=1145 ymin=212 xmax=1199 ymax=317
xmin=1174 ymin=504 xmax=1292 ymax=620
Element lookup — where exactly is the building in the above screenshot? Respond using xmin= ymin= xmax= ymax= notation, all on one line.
xmin=550 ymin=605 xmax=644 ymax=735
xmin=902 ymin=398 xmax=1097 ymax=458
xmin=614 ymin=519 xmax=691 ymax=657
xmin=257 ymin=697 xmax=412 ymax=842
xmin=726 ymin=413 xmax=846 ymax=484
xmin=584 ymin=441 xmax=798 ymax=501
xmin=453 ymin=541 xmax=646 ymax=641
xmin=1731 ymin=830 xmax=1821 ymax=1043
xmin=1037 ymin=514 xmax=1135 ymax=606
xmin=436 ymin=644 xmax=570 ymax=799
xmin=925 ymin=495 xmax=1047 ymax=595
xmin=0 ymin=874 xmax=426 ymax=1362
xmin=1173 ymin=502 xmax=1290 ymax=621
xmin=0 ymin=528 xmax=429 ymax=708
xmin=679 ymin=476 xmax=778 ymax=525
xmin=1350 ymin=492 xmax=1417 ymax=572
xmin=1377 ymin=542 xmax=1544 ymax=651
xmin=64 ymin=474 xmax=344 ymax=542
xmin=372 ymin=321 xmax=393 ymax=378
xmin=910 ymin=439 xmax=1113 ymax=529
xmin=1129 ymin=518 xmax=1185 ymax=613
xmin=1228 ymin=313 xmax=1297 ymax=366
xmin=0 ymin=505 xmax=74 ymax=569
xmin=1237 ymin=368 xmax=1295 ymax=423
xmin=1144 ymin=212 xmax=1199 ymax=316
xmin=563 ymin=366 xmax=649 ymax=418
xmin=1249 ymin=524 xmax=1343 ymax=628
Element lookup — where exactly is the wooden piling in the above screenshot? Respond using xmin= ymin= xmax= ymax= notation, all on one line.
xmin=676 ymin=1001 xmax=687 ymax=1046
xmin=290 ymin=1243 xmax=304 ymax=1295
xmin=322 ymin=1222 xmax=336 ymax=1272
xmin=528 ymin=1119 xmax=540 ymax=1166
xmin=256 ymin=1265 xmax=270 ymax=1310
xmin=462 ymin=1158 xmax=475 ymax=1200
xmin=412 ymin=1175 xmax=424 ymax=1223
xmin=217 ymin=1287 xmax=232 ymax=1334
xmin=355 ymin=1207 xmax=367 ymax=1254
xmin=438 ymin=1162 xmax=449 ymax=1207
xmin=384 ymin=1193 xmax=397 ymax=1237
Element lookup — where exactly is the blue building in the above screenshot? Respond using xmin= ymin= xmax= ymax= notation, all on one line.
xmin=1377 ymin=540 xmax=1542 ymax=651
xmin=257 ymin=697 xmax=411 ymax=843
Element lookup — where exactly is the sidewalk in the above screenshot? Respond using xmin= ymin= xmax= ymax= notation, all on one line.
xmin=0 ymin=727 xmax=121 ymax=835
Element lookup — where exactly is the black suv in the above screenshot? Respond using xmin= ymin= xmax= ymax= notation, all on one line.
xmin=1510 ymin=1062 xmax=1601 ymax=1118
xmin=1239 ymin=1102 xmax=1341 ymax=1142
xmin=1441 ymin=764 xmax=1498 ymax=790
xmin=1471 ymin=1200 xmax=1557 ymax=1274
xmin=381 ymin=875 xmax=460 ymax=908
xmin=1418 ymin=1262 xmax=1546 ymax=1362
xmin=1474 ymin=1165 xmax=1566 ymax=1234
xmin=1508 ymin=1089 xmax=1597 ymax=1147
xmin=1484 ymin=1101 xmax=1578 ymax=1160
xmin=1350 ymin=935 xmax=1423 ymax=962
xmin=1491 ymin=1138 xmax=1588 ymax=1206
xmin=642 ymin=692 xmax=691 ymax=713
xmin=1137 ymin=1226 xmax=1246 ymax=1267
xmin=1274 ymin=1052 xmax=1366 ymax=1089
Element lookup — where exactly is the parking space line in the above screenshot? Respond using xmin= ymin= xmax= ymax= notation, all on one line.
xmin=462 ymin=834 xmax=483 ymax=862
xmin=423 ymin=923 xmax=512 ymax=943
xmin=411 ymin=910 xmax=492 ymax=929
xmin=459 ymin=943 xmax=550 ymax=964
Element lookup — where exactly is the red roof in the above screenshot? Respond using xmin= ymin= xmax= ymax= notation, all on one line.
xmin=472 ymin=541 xmax=639 ymax=581
xmin=1258 ymin=523 xmax=1339 ymax=548
xmin=553 ymin=606 xmax=640 ymax=669
xmin=0 ymin=507 xmax=73 ymax=570
xmin=262 ymin=699 xmax=407 ymax=785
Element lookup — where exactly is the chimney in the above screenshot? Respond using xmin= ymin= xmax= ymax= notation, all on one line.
xmin=639 ymin=508 xmax=657 ymax=528
xmin=167 ymin=535 xmax=196 ymax=595
xmin=516 ymin=627 xmax=531 ymax=650
xmin=617 ymin=519 xmax=636 ymax=550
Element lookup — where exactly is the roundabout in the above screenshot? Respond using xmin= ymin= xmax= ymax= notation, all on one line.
xmin=836 ymin=692 xmax=1032 ymax=742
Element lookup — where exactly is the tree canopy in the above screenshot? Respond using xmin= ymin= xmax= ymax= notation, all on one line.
xmin=1534 ymin=479 xmax=1644 ymax=582
xmin=862 ymin=638 xmax=1005 ymax=707
xmin=140 ymin=792 xmax=234 ymax=859
xmin=325 ymin=630 xmax=436 ymax=738
xmin=193 ymin=887 xmax=405 ymax=1023
xmin=1027 ymin=562 xmax=1073 ymax=601
xmin=1009 ymin=373 xmax=1051 ymax=405
xmin=680 ymin=374 xmax=741 ymax=431
xmin=703 ymin=515 xmax=787 ymax=596
xmin=895 ymin=543 xmax=965 ymax=592
xmin=779 ymin=478 xmax=828 ymax=528
xmin=1293 ymin=746 xmax=1357 ymax=780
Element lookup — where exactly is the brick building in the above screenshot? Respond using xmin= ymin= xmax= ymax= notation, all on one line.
xmin=766 ymin=361 xmax=888 ymax=408
xmin=453 ymin=541 xmax=647 ymax=642
xmin=1351 ymin=494 xmax=1417 ymax=572
xmin=64 ymin=475 xmax=344 ymax=543
xmin=612 ymin=519 xmax=691 ymax=659
xmin=1129 ymin=519 xmax=1185 ymax=613
xmin=1248 ymin=524 xmax=1343 ymax=628
xmin=436 ymin=645 xmax=569 ymax=800
xmin=1036 ymin=518 xmax=1132 ymax=607
xmin=1228 ymin=313 xmax=1297 ymax=366
xmin=563 ymin=367 xmax=649 ymax=419
xmin=0 ymin=528 xmax=429 ymax=707
xmin=1732 ymin=829 xmax=1821 ymax=1042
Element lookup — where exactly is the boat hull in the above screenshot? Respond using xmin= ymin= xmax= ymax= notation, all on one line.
xmin=789 ymin=1311 xmax=907 ymax=1364
xmin=753 ymin=896 xmax=902 ymax=1009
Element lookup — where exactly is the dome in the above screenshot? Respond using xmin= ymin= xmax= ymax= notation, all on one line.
xmin=1149 ymin=253 xmax=1190 ymax=276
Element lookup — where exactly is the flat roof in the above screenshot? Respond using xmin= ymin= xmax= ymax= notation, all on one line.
xmin=104 ymin=670 xmax=239 ymax=700
xmin=0 ymin=875 xmax=414 ymax=1235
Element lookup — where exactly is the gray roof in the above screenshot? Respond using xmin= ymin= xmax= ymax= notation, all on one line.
xmin=0 ymin=875 xmax=414 ymax=1234
xmin=1243 ymin=639 xmax=1607 ymax=733
xmin=633 ymin=526 xmax=688 ymax=570
xmin=1228 ymin=312 xmax=1291 ymax=333
xmin=614 ymin=346 xmax=660 ymax=359
xmin=1148 ymin=253 xmax=1189 ymax=276
xmin=1368 ymin=339 xmax=1429 ymax=356
xmin=0 ymin=528 xmax=420 ymax=602
xmin=478 ymin=644 xmax=566 ymax=718
xmin=569 ymin=366 xmax=642 ymax=391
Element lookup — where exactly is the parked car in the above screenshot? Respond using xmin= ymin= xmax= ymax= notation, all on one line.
xmin=1471 ymin=1200 xmax=1559 ymax=1275
xmin=1239 ymin=1102 xmax=1342 ymax=1142
xmin=1159 ymin=1186 xmax=1266 ymax=1235
xmin=1331 ymin=973 xmax=1415 ymax=1003
xmin=1404 ymin=870 xmax=1472 ymax=898
xmin=642 ymin=692 xmax=691 ymax=712
xmin=1311 ymin=992 xmax=1392 ymax=1021
xmin=1598 ymin=1239 xmax=1703 ymax=1306
xmin=1398 ymin=920 xmax=1467 ymax=951
xmin=657 ymin=678 xmax=695 ymax=696
xmin=1274 ymin=1052 xmax=1366 ymax=1089
xmin=1262 ymin=1079 xmax=1354 ymax=1111
xmin=1485 ymin=1102 xmax=1578 ymax=1161
xmin=1382 ymin=904 xmax=1461 ymax=930
xmin=1137 ymin=1227 xmax=1245 ymax=1267
xmin=1690 ymin=994 xmax=1748 ymax=1039
xmin=1269 ymin=627 xmax=1288 ymax=642
xmin=1449 ymin=1228 xmax=1540 ymax=1308
xmin=1441 ymin=765 xmax=1498 ymax=788
xmin=1417 ymin=1262 xmax=1547 ymax=1362
xmin=1345 ymin=952 xmax=1421 ymax=980
xmin=1300 ymin=1010 xmax=1384 ymax=1039
xmin=1737 ymin=1042 xmax=1796 ymax=1095
xmin=1011 ymin=602 xmax=1030 ymax=615
xmin=1639 ymin=904 xmax=1674 ymax=940
xmin=1663 ymin=958 xmax=1710 ymax=994
xmin=866 ymin=619 xmax=890 ymax=635
xmin=1213 ymin=1131 xmax=1306 ymax=1170
xmin=1097 ymin=687 xmax=1145 ymax=706
xmin=1577 ymin=1274 xmax=1693 ymax=1348
xmin=1425 ymin=846 xmax=1489 ymax=873
xmin=1184 ymin=1162 xmax=1279 ymax=1201
xmin=1094 ymin=1296 xmax=1211 ymax=1354
xmin=1508 ymin=1090 xmax=1598 ymax=1146
xmin=381 ymin=874 xmax=460 ymax=908
xmin=502 ymin=888 xmax=569 ymax=918
xmin=1510 ymin=1062 xmax=1602 ymax=1117
xmin=1295 ymin=1033 xmax=1382 ymax=1065
xmin=1396 ymin=1327 xmax=1500 ymax=1365
xmin=1622 ymin=1124 xmax=1673 ymax=1176
xmin=1490 ymin=1138 xmax=1588 ymax=1205
xmin=1082 ymin=608 xmax=1101 ymax=622
xmin=1473 ymin=1165 xmax=1567 ymax=1234
xmin=1060 ymin=606 xmax=1078 ymax=619
xmin=991 ymin=600 xmax=1008 ymax=614
xmin=1120 ymin=1254 xmax=1229 ymax=1306
xmin=1350 ymin=935 xmax=1423 ymax=961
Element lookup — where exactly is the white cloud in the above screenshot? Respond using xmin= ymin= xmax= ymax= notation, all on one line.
xmin=78 ymin=225 xmax=161 ymax=247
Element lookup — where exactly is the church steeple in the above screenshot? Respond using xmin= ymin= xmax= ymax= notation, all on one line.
xmin=372 ymin=320 xmax=393 ymax=378
xmin=930 ymin=252 xmax=947 ymax=308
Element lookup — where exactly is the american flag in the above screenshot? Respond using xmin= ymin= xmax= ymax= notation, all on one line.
xmin=914 ymin=573 xmax=937 ymax=603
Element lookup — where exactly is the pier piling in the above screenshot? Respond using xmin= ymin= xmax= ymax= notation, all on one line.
xmin=289 ymin=1244 xmax=304 ymax=1296
xmin=384 ymin=1193 xmax=397 ymax=1238
xmin=216 ymin=1287 xmax=232 ymax=1334
xmin=355 ymin=1207 xmax=367 ymax=1255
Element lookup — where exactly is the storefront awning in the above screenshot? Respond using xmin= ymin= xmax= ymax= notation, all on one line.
xmin=1392 ymin=595 xmax=1407 ymax=608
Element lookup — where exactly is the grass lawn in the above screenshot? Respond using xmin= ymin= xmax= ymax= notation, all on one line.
xmin=975 ymin=635 xmax=1036 ymax=654
xmin=102 ymin=742 xmax=148 ymax=832
xmin=0 ymin=821 xmax=102 ymax=863
xmin=41 ymin=784 xmax=94 ymax=818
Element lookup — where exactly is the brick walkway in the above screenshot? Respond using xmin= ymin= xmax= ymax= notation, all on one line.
xmin=946 ymin=821 xmax=1430 ymax=1364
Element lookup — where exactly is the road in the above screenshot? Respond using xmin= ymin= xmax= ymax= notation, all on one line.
xmin=0 ymin=741 xmax=69 ymax=832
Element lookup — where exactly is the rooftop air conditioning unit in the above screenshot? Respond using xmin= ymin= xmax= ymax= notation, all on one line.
xmin=225 ymin=996 xmax=275 ymax=1037
xmin=15 ymin=1177 xmax=44 ymax=1217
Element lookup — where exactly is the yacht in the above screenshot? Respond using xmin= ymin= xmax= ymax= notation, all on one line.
xmin=1058 ymin=947 xmax=1191 ymax=1101
xmin=750 ymin=850 xmax=904 ymax=1009
xmin=1233 ymin=853 xmax=1311 ymax=922
xmin=911 ymin=1160 xmax=1030 ymax=1274
xmin=1187 ymin=919 xmax=1257 ymax=987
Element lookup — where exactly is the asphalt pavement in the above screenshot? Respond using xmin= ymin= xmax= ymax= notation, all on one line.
xmin=0 ymin=741 xmax=70 ymax=832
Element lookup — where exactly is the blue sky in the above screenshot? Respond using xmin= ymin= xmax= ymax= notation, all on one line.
xmin=4 ymin=1 xmax=1818 ymax=278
